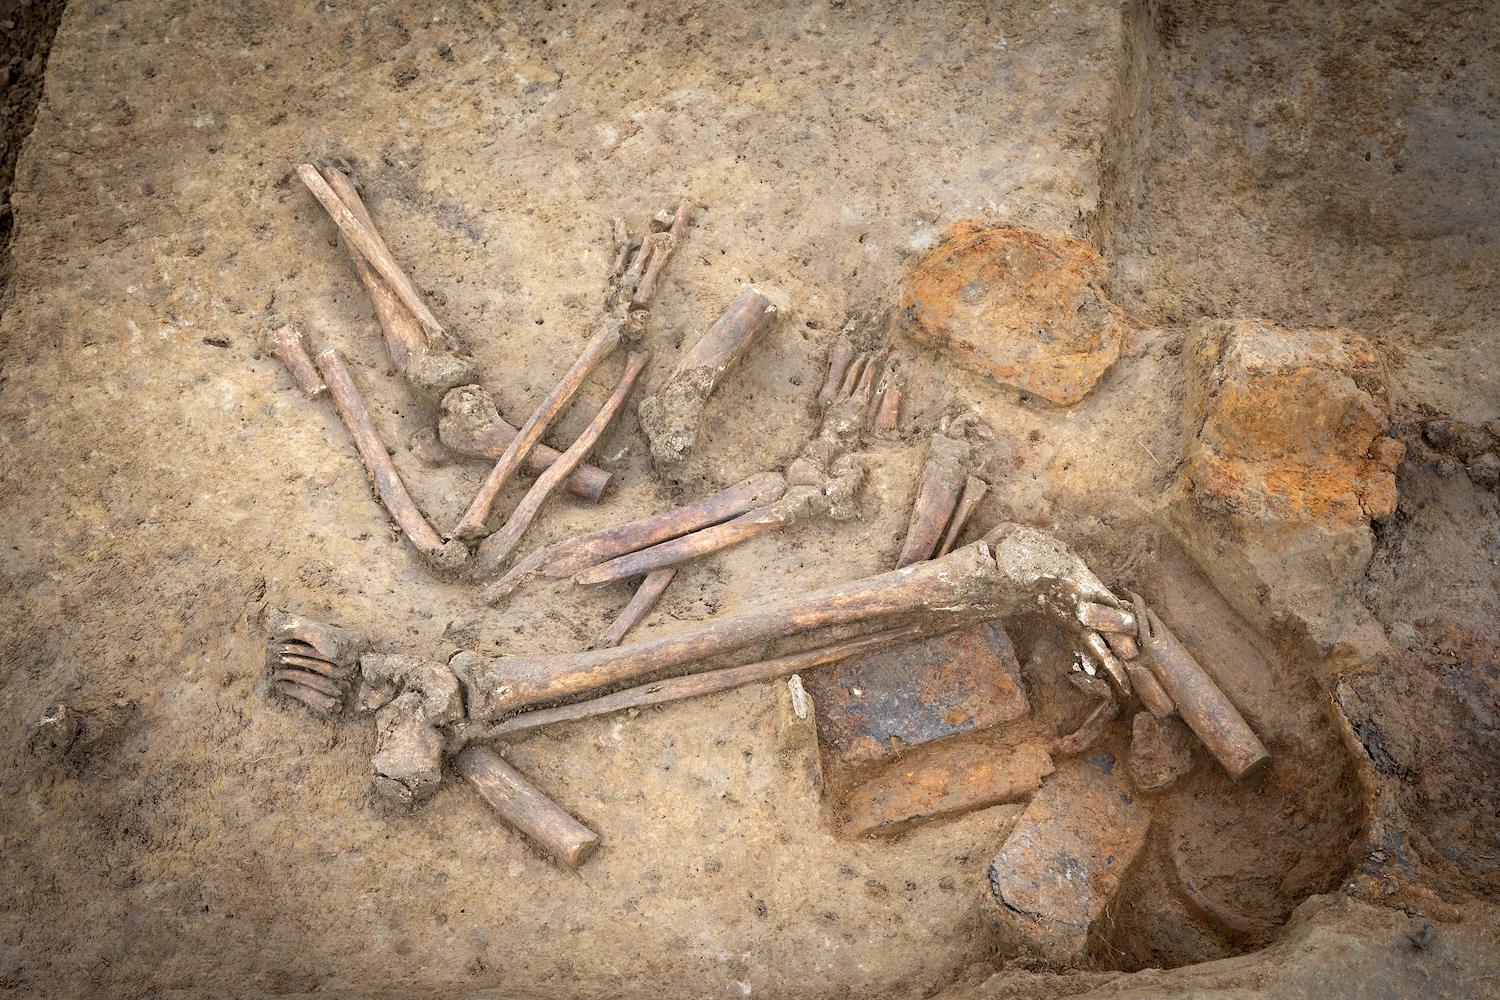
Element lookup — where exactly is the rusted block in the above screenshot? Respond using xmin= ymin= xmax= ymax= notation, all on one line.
xmin=839 ymin=741 xmax=1053 ymax=837
xmin=803 ymin=622 xmax=1029 ymax=768
xmin=984 ymin=751 xmax=1152 ymax=966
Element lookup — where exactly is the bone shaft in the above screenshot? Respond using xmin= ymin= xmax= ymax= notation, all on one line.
xmin=1144 ymin=608 xmax=1270 ymax=780
xmin=896 ymin=438 xmax=969 ymax=568
xmin=873 ymin=378 xmax=902 ymax=434
xmin=455 ymin=747 xmax=600 ymax=869
xmin=633 ymin=202 xmax=690 ymax=304
xmin=1085 ymin=631 xmax=1133 ymax=695
xmin=296 ymin=164 xmax=444 ymax=335
xmin=1127 ymin=662 xmax=1174 ymax=717
xmin=485 ymin=627 xmax=922 ymax=737
xmin=452 ymin=319 xmax=624 ymax=538
xmin=444 ymin=412 xmax=613 ymax=502
xmin=819 ymin=338 xmax=855 ymax=406
xmin=472 ymin=352 xmax=651 ymax=578
xmin=1052 ymin=699 xmax=1120 ymax=757
xmin=572 ymin=502 xmax=792 ymax=586
xmin=317 ymin=166 xmax=428 ymax=374
xmin=1106 ymin=632 xmax=1140 ymax=660
xmin=1078 ymin=602 xmax=1137 ymax=634
xmin=315 ymin=350 xmax=468 ymax=571
xmin=467 ymin=543 xmax=1015 ymax=718
xmin=273 ymin=321 xmax=327 ymax=396
xmin=674 ymin=287 xmax=776 ymax=379
xmin=937 ymin=476 xmax=989 ymax=557
xmin=544 ymin=472 xmax=786 ymax=578
xmin=599 ymin=568 xmax=677 ymax=648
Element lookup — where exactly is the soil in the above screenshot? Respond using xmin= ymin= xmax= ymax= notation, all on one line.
xmin=1 ymin=1 xmax=1497 ymax=998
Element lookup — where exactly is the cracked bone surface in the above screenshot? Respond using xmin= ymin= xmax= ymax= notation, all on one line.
xmin=463 ymin=524 xmax=1118 ymax=719
xmin=438 ymin=385 xmax=613 ymax=501
xmin=637 ymin=286 xmax=779 ymax=468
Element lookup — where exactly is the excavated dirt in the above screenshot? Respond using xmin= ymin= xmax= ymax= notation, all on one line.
xmin=1 ymin=1 xmax=1498 ymax=998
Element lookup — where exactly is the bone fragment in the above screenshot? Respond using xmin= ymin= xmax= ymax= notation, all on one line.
xmin=271 ymin=668 xmax=343 ymax=698
xmin=271 ymin=319 xmax=326 ymax=397
xmin=296 ymin=164 xmax=444 ymax=338
xmin=896 ymin=431 xmax=970 ymax=568
xmin=473 ymin=627 xmax=921 ymax=739
xmin=266 ymin=610 xmax=366 ymax=668
xmin=1066 ymin=656 xmax=1115 ymax=700
xmin=572 ymin=486 xmax=822 ymax=586
xmin=465 ymin=524 xmax=1116 ymax=719
xmin=1127 ymin=662 xmax=1174 ymax=717
xmin=637 ymin=287 xmax=779 ymax=467
xmin=455 ymin=746 xmax=601 ymax=869
xmin=819 ymin=337 xmax=855 ymax=407
xmin=277 ymin=651 xmax=354 ymax=679
xmin=315 ymin=350 xmax=471 ymax=573
xmin=634 ymin=201 xmax=691 ymax=304
xmin=1106 ymin=632 xmax=1140 ymax=660
xmin=371 ymin=692 xmax=444 ymax=808
xmin=1085 ymin=631 xmax=1132 ymax=696
xmin=1051 ymin=698 xmax=1121 ymax=757
xmin=599 ymin=568 xmax=677 ymax=648
xmin=472 ymin=351 xmax=651 ymax=578
xmin=315 ymin=164 xmax=428 ymax=375
xmin=1133 ymin=594 xmax=1271 ymax=781
xmin=438 ymin=385 xmax=613 ymax=501
xmin=872 ymin=375 xmax=902 ymax=437
xmin=1078 ymin=602 xmax=1136 ymax=634
xmin=937 ymin=476 xmax=990 ymax=558
xmin=280 ymin=684 xmax=339 ymax=715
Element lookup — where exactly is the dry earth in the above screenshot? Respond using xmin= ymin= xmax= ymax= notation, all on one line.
xmin=1 ymin=1 xmax=1498 ymax=998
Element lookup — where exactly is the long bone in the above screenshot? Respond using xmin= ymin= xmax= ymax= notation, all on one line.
xmin=463 ymin=524 xmax=1119 ymax=719
xmin=316 ymin=349 xmax=470 ymax=572
xmin=438 ymin=385 xmax=613 ymax=501
xmin=471 ymin=351 xmax=651 ymax=577
xmin=598 ymin=568 xmax=677 ymax=648
xmin=452 ymin=203 xmax=690 ymax=544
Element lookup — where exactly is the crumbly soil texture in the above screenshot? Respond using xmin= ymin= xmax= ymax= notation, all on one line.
xmin=1 ymin=2 xmax=1498 ymax=999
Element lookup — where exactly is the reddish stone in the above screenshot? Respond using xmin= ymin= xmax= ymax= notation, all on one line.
xmin=1128 ymin=711 xmax=1194 ymax=792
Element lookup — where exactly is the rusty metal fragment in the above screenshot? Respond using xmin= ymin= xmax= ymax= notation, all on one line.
xmin=1134 ymin=594 xmax=1271 ymax=781
xmin=984 ymin=752 xmax=1151 ymax=965
xmin=455 ymin=746 xmax=601 ymax=869
xmin=804 ymin=621 xmax=1030 ymax=768
xmin=839 ymin=741 xmax=1053 ymax=837
xmin=637 ymin=287 xmax=779 ymax=467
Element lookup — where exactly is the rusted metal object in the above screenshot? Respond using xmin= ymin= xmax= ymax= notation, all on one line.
xmin=895 ymin=429 xmax=969 ymax=568
xmin=571 ymin=486 xmax=822 ymax=586
xmin=454 ymin=746 xmax=601 ymax=869
xmin=438 ymin=385 xmax=613 ymax=501
xmin=297 ymin=163 xmax=445 ymax=338
xmin=271 ymin=319 xmax=326 ymax=397
xmin=803 ymin=621 xmax=1029 ymax=767
xmin=453 ymin=205 xmax=688 ymax=541
xmin=637 ymin=286 xmax=779 ymax=467
xmin=985 ymin=752 xmax=1152 ymax=965
xmin=315 ymin=349 xmax=471 ymax=573
xmin=598 ymin=567 xmax=677 ymax=648
xmin=468 ymin=627 xmax=920 ymax=740
xmin=464 ymin=525 xmax=1120 ymax=719
xmin=472 ymin=351 xmax=651 ymax=577
xmin=1133 ymin=592 xmax=1271 ymax=781
xmin=1129 ymin=711 xmax=1193 ymax=792
xmin=936 ymin=476 xmax=989 ymax=557
xmin=839 ymin=741 xmax=1053 ymax=838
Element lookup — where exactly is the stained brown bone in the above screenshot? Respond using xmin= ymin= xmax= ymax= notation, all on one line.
xmin=315 ymin=164 xmax=428 ymax=375
xmin=452 ymin=206 xmax=687 ymax=540
xmin=1051 ymin=698 xmax=1121 ymax=757
xmin=271 ymin=319 xmax=327 ymax=397
xmin=464 ymin=524 xmax=1121 ymax=719
xmin=634 ymin=201 xmax=692 ymax=304
xmin=296 ymin=164 xmax=444 ymax=338
xmin=598 ymin=567 xmax=677 ymax=648
xmin=1127 ymin=661 xmax=1176 ymax=718
xmin=471 ymin=351 xmax=652 ymax=578
xmin=1084 ymin=631 xmax=1132 ymax=695
xmin=872 ymin=375 xmax=902 ymax=437
xmin=637 ymin=287 xmax=779 ymax=467
xmin=470 ymin=627 xmax=920 ymax=739
xmin=572 ymin=486 xmax=822 ymax=586
xmin=937 ymin=476 xmax=990 ymax=558
xmin=480 ymin=473 xmax=787 ymax=604
xmin=1133 ymin=593 xmax=1271 ymax=781
xmin=818 ymin=336 xmax=856 ymax=407
xmin=455 ymin=746 xmax=601 ymax=869
xmin=895 ymin=431 xmax=970 ymax=568
xmin=271 ymin=668 xmax=343 ymax=698
xmin=1078 ymin=602 xmax=1137 ymax=634
xmin=266 ymin=610 xmax=366 ymax=668
xmin=315 ymin=349 xmax=470 ymax=573
xmin=438 ymin=385 xmax=613 ymax=501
